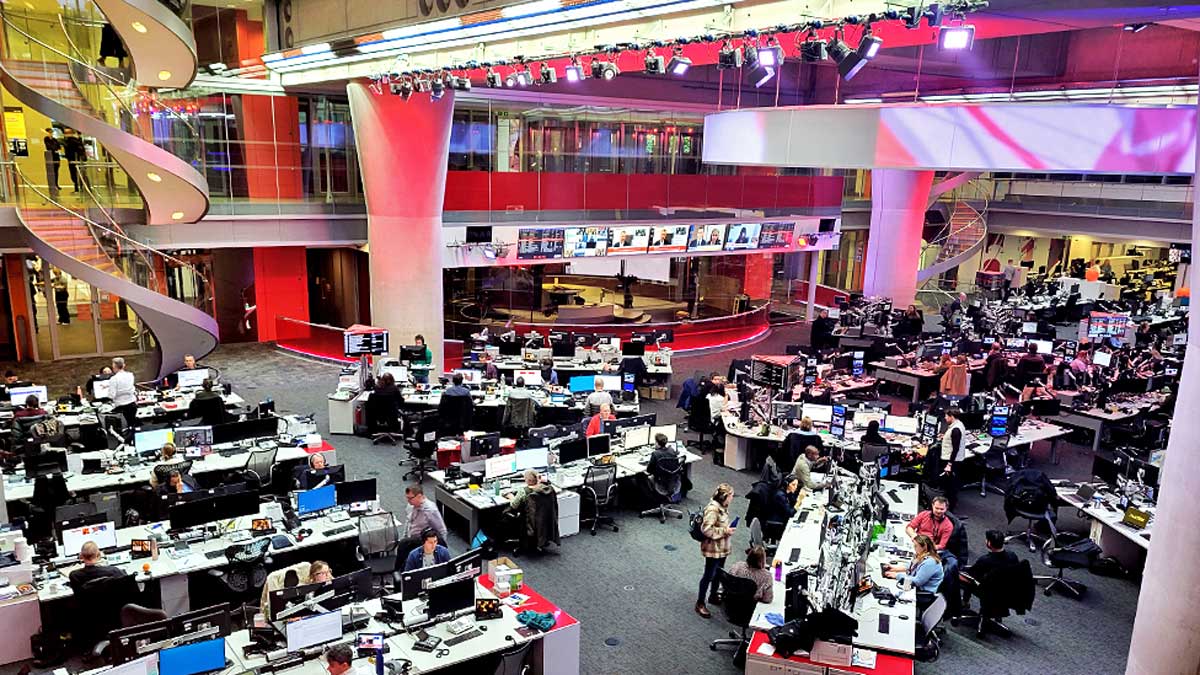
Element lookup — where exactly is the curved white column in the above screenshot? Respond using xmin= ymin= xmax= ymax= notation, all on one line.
xmin=862 ymin=169 xmax=934 ymax=307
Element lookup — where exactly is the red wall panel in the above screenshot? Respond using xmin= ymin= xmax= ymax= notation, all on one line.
xmin=743 ymin=253 xmax=775 ymax=300
xmin=444 ymin=171 xmax=490 ymax=211
xmin=583 ymin=174 xmax=629 ymax=210
xmin=668 ymin=174 xmax=709 ymax=208
xmin=741 ymin=176 xmax=780 ymax=209
xmin=538 ymin=173 xmax=586 ymax=211
xmin=241 ymin=95 xmax=302 ymax=200
xmin=489 ymin=173 xmax=540 ymax=212
xmin=627 ymin=174 xmax=670 ymax=209
xmin=253 ymin=247 xmax=309 ymax=342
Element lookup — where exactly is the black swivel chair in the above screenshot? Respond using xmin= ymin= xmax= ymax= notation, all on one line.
xmin=579 ymin=464 xmax=619 ymax=535
xmin=1037 ymin=534 xmax=1099 ymax=599
xmin=365 ymin=390 xmax=403 ymax=445
xmin=243 ymin=448 xmax=277 ymax=490
xmin=960 ymin=442 xmax=1009 ymax=498
xmin=502 ymin=396 xmax=538 ymax=438
xmin=73 ymin=573 xmax=141 ymax=656
xmin=437 ymin=393 xmax=474 ymax=437
xmin=208 ymin=538 xmax=272 ymax=600
xmin=526 ymin=424 xmax=558 ymax=447
xmin=524 ymin=489 xmax=560 ymax=552
xmin=639 ymin=453 xmax=685 ymax=523
xmin=152 ymin=461 xmax=194 ymax=487
xmin=400 ymin=410 xmax=439 ymax=482
xmin=188 ymin=395 xmax=227 ymax=426
xmin=709 ymin=570 xmax=759 ymax=666
xmin=685 ymin=397 xmax=716 ymax=453
xmin=1004 ymin=478 xmax=1058 ymax=553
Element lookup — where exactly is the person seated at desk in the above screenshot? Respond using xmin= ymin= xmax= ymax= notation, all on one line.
xmin=13 ymin=394 xmax=43 ymax=419
xmin=706 ymin=382 xmax=728 ymax=424
xmin=728 ymin=545 xmax=774 ymax=603
xmin=296 ymin=453 xmax=339 ymax=489
xmin=479 ymin=352 xmax=500 ymax=381
xmin=895 ymin=305 xmax=924 ymax=340
xmin=647 ymin=433 xmax=680 ymax=474
xmin=792 ymin=445 xmax=829 ymax=493
xmin=322 ymin=644 xmax=354 ymax=675
xmin=149 ymin=442 xmax=186 ymax=488
xmin=586 ymin=403 xmax=615 ymax=437
xmin=163 ymin=354 xmax=202 ymax=389
xmin=585 ymin=377 xmax=613 ymax=416
xmin=862 ymin=419 xmax=888 ymax=446
xmin=884 ymin=534 xmax=944 ymax=594
xmin=763 ymin=473 xmax=801 ymax=524
xmin=188 ymin=378 xmax=225 ymax=426
xmin=906 ymin=497 xmax=955 ymax=552
xmin=538 ymin=359 xmax=559 ymax=387
xmin=310 ymin=560 xmax=333 ymax=583
xmin=960 ymin=529 xmax=1018 ymax=606
xmin=792 ymin=416 xmax=823 ymax=452
xmin=4 ymin=370 xmax=19 ymax=387
xmin=159 ymin=469 xmax=198 ymax=495
xmin=403 ymin=528 xmax=451 ymax=571
xmin=68 ymin=541 xmax=125 ymax=590
xmin=1015 ymin=343 xmax=1048 ymax=387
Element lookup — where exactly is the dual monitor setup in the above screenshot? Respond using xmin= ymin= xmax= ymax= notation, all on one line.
xmin=132 ymin=417 xmax=281 ymax=456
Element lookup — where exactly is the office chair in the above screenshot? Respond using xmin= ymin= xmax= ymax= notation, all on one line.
xmin=709 ymin=570 xmax=758 ymax=666
xmin=209 ymin=538 xmax=272 ymax=597
xmin=960 ymin=442 xmax=1009 ymax=498
xmin=492 ymin=640 xmax=532 ymax=675
xmin=502 ymin=396 xmax=538 ymax=437
xmin=915 ymin=594 xmax=947 ymax=662
xmin=436 ymin=393 xmax=474 ymax=437
xmin=365 ymin=389 xmax=403 ymax=445
xmin=525 ymin=489 xmax=560 ymax=551
xmin=579 ymin=464 xmax=619 ymax=535
xmin=74 ymin=573 xmax=141 ymax=659
xmin=243 ymin=448 xmax=278 ymax=490
xmin=955 ymin=559 xmax=1036 ymax=638
xmin=527 ymin=424 xmax=558 ymax=446
xmin=152 ymin=461 xmax=194 ymax=487
xmin=639 ymin=454 xmax=684 ymax=523
xmin=356 ymin=512 xmax=400 ymax=590
xmin=1037 ymin=534 xmax=1099 ymax=599
xmin=860 ymin=442 xmax=892 ymax=465
xmin=1005 ymin=504 xmax=1057 ymax=553
xmin=685 ymin=397 xmax=716 ymax=453
xmin=54 ymin=501 xmax=97 ymax=523
xmin=400 ymin=410 xmax=439 ymax=482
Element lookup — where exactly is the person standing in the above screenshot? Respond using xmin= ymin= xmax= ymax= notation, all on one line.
xmin=62 ymin=129 xmax=86 ymax=192
xmin=51 ymin=269 xmax=70 ymax=325
xmin=923 ymin=408 xmax=965 ymax=510
xmin=109 ymin=356 xmax=138 ymax=427
xmin=42 ymin=128 xmax=61 ymax=196
xmin=696 ymin=483 xmax=737 ymax=618
xmin=1002 ymin=259 xmax=1017 ymax=299
xmin=810 ymin=308 xmax=837 ymax=352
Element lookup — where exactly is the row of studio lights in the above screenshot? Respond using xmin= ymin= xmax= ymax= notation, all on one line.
xmin=377 ymin=1 xmax=985 ymax=99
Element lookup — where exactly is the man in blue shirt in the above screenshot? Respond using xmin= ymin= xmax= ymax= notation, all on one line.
xmin=403 ymin=528 xmax=450 ymax=571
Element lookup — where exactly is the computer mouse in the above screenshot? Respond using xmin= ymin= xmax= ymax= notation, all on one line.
xmin=898 ymin=615 xmax=909 ymax=620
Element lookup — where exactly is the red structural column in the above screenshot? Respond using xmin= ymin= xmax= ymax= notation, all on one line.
xmin=253 ymin=247 xmax=308 ymax=342
xmin=861 ymin=169 xmax=934 ymax=307
xmin=346 ymin=83 xmax=454 ymax=373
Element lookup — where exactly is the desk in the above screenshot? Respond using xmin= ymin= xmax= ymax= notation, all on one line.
xmin=36 ymin=505 xmax=360 ymax=611
xmin=223 ymin=578 xmax=579 ymax=675
xmin=868 ymin=359 xmax=985 ymax=404
xmin=1052 ymin=391 xmax=1166 ymax=454
xmin=429 ymin=446 xmax=700 ymax=541
xmin=1056 ymin=483 xmax=1151 ymax=568
xmin=2 ymin=440 xmax=335 ymax=504
xmin=748 ymin=478 xmax=919 ymax=657
xmin=745 ymin=632 xmax=914 ymax=675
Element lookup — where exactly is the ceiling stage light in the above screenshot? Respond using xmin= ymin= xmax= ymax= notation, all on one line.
xmin=717 ymin=45 xmax=742 ymax=69
xmin=564 ymin=63 xmax=585 ymax=81
xmin=390 ymin=81 xmax=413 ymax=99
xmin=939 ymin=25 xmax=975 ymax=50
xmin=539 ymin=63 xmax=557 ymax=84
xmin=591 ymin=60 xmax=619 ymax=80
xmin=857 ymin=34 xmax=882 ymax=59
xmin=829 ymin=39 xmax=869 ymax=81
xmin=667 ymin=54 xmax=692 ymax=76
xmin=801 ymin=40 xmax=827 ymax=62
xmin=644 ymin=53 xmax=665 ymax=74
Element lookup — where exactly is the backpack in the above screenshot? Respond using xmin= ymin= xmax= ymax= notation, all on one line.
xmin=688 ymin=509 xmax=705 ymax=542
xmin=31 ymin=417 xmax=63 ymax=442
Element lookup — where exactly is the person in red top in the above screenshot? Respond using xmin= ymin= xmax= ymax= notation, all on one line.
xmin=585 ymin=402 xmax=615 ymax=437
xmin=13 ymin=394 xmax=44 ymax=418
xmin=906 ymin=496 xmax=954 ymax=552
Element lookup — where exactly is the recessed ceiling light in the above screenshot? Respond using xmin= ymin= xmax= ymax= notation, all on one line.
xmin=171 ymin=211 xmax=184 ymax=220
xmin=131 ymin=21 xmax=147 ymax=33
xmin=146 ymin=172 xmax=162 ymax=182
xmin=158 ymin=70 xmax=172 ymax=81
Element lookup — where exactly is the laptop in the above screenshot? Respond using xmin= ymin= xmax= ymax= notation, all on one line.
xmin=1121 ymin=506 xmax=1150 ymax=530
xmin=1075 ymin=484 xmax=1096 ymax=502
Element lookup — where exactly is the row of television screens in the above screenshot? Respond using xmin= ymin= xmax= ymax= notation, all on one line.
xmin=515 ymin=222 xmax=807 ymax=260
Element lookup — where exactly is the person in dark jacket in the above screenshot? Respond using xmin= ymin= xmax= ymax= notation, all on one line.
xmin=676 ymin=372 xmax=703 ymax=411
xmin=62 ymin=128 xmax=86 ymax=192
xmin=811 ymin=309 xmax=838 ymax=352
xmin=69 ymin=541 xmax=125 ymax=590
xmin=403 ymin=528 xmax=451 ymax=571
xmin=960 ymin=529 xmax=1018 ymax=607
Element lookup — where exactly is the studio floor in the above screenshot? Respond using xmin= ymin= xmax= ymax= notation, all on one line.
xmin=0 ymin=331 xmax=1142 ymax=675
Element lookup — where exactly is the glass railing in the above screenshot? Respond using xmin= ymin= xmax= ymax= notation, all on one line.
xmin=0 ymin=9 xmax=203 ymax=169
xmin=5 ymin=160 xmax=214 ymax=317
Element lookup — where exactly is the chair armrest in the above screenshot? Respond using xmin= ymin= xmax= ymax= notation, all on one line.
xmin=958 ymin=571 xmax=977 ymax=585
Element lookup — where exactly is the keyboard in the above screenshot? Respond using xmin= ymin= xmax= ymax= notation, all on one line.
xmin=205 ymin=550 xmax=226 ymax=560
xmin=323 ymin=525 xmax=356 ymax=537
xmin=443 ymin=628 xmax=483 ymax=647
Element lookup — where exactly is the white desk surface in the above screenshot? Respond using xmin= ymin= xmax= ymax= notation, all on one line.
xmin=3 ymin=441 xmax=327 ymax=503
xmin=749 ymin=478 xmax=919 ymax=655
xmin=1056 ymin=483 xmax=1153 ymax=551
xmin=395 ymin=388 xmax=639 ymax=415
xmin=37 ymin=507 xmax=363 ymax=602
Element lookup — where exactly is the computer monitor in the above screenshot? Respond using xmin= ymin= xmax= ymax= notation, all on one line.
xmin=176 ymin=369 xmax=210 ymax=389
xmin=345 ymin=331 xmax=390 ymax=357
xmin=514 ymin=370 xmax=543 ymax=386
xmin=1022 ymin=322 xmax=1039 ymax=335
xmin=1032 ymin=339 xmax=1054 ymax=355
xmin=158 ymin=637 xmax=226 ymax=675
xmin=134 ymin=428 xmax=174 ymax=454
xmin=91 ymin=378 xmax=113 ymax=400
xmin=883 ymin=415 xmax=919 ymax=436
xmin=173 ymin=426 xmax=213 ymax=448
xmin=62 ymin=520 xmax=117 ymax=554
xmin=335 ymin=478 xmax=377 ymax=506
xmin=800 ymin=404 xmax=833 ymax=425
xmin=514 ymin=448 xmax=549 ymax=472
xmin=426 ymin=577 xmax=475 ymax=618
xmin=1093 ymin=351 xmax=1113 ymax=368
xmin=551 ymin=340 xmax=574 ymax=358
xmin=380 ymin=365 xmax=408 ymax=383
xmin=468 ymin=433 xmax=500 ymax=460
xmin=587 ymin=434 xmax=610 ymax=457
xmin=622 ymin=341 xmax=646 ymax=357
xmin=989 ymin=405 xmax=1011 ymax=438
xmin=399 ymin=561 xmax=451 ymax=600
xmin=454 ymin=369 xmax=483 ymax=385
xmin=398 ymin=344 xmax=426 ymax=363
xmin=650 ymin=424 xmax=677 ymax=443
xmin=8 ymin=385 xmax=48 ymax=406
xmin=497 ymin=340 xmax=521 ymax=357
xmin=211 ymin=417 xmax=279 ymax=444
xmin=25 ymin=451 xmax=67 ymax=479
xmin=1091 ymin=455 xmax=1119 ymax=487
xmin=285 ymin=611 xmax=342 ymax=653
xmin=598 ymin=375 xmax=622 ymax=392
xmin=174 ymin=603 xmax=233 ymax=639
xmin=557 ymin=437 xmax=587 ymax=464
xmin=568 ymin=375 xmax=595 ymax=394
xmin=99 ymin=652 xmax=158 ymax=675
xmin=484 ymin=455 xmax=516 ymax=480
xmin=623 ymin=425 xmax=650 ymax=450
xmin=853 ymin=410 xmax=885 ymax=429
xmin=447 ymin=548 xmax=484 ymax=577
xmin=296 ymin=484 xmax=336 ymax=515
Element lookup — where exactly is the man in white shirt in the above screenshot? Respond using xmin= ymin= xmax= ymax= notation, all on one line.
xmin=109 ymin=356 xmax=137 ymax=426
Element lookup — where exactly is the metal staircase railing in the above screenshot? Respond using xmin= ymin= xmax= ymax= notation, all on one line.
xmin=916 ymin=177 xmax=991 ymax=284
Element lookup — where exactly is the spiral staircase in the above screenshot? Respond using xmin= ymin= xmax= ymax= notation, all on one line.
xmin=915 ymin=173 xmax=990 ymax=311
xmin=0 ymin=2 xmax=216 ymax=379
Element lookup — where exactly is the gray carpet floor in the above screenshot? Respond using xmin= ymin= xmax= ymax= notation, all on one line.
xmin=1 ymin=332 xmax=1142 ymax=675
